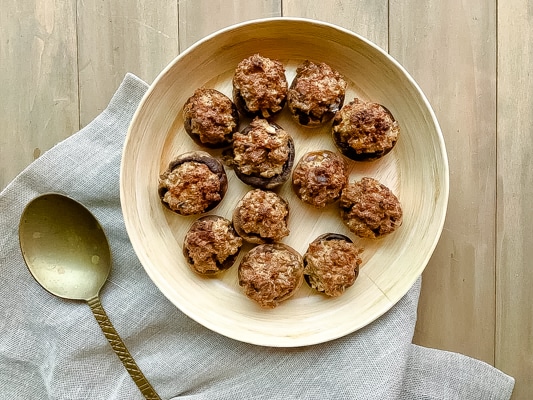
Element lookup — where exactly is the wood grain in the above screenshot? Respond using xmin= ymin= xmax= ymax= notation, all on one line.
xmin=77 ymin=0 xmax=179 ymax=127
xmin=497 ymin=1 xmax=533 ymax=397
xmin=178 ymin=0 xmax=281 ymax=49
xmin=282 ymin=0 xmax=388 ymax=50
xmin=0 ymin=0 xmax=79 ymax=190
xmin=389 ymin=0 xmax=497 ymax=365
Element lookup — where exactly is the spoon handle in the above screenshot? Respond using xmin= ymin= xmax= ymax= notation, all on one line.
xmin=87 ymin=295 xmax=161 ymax=400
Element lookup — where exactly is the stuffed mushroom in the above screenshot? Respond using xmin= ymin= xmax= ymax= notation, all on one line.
xmin=288 ymin=60 xmax=347 ymax=127
xmin=332 ymin=98 xmax=400 ymax=161
xmin=158 ymin=151 xmax=228 ymax=216
xmin=183 ymin=215 xmax=243 ymax=275
xmin=303 ymin=233 xmax=363 ymax=297
xmin=232 ymin=189 xmax=290 ymax=244
xmin=292 ymin=150 xmax=347 ymax=208
xmin=183 ymin=88 xmax=239 ymax=148
xmin=238 ymin=243 xmax=304 ymax=308
xmin=232 ymin=54 xmax=288 ymax=118
xmin=232 ymin=117 xmax=295 ymax=189
xmin=340 ymin=177 xmax=403 ymax=238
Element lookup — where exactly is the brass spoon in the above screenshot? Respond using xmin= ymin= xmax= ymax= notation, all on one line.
xmin=19 ymin=193 xmax=161 ymax=400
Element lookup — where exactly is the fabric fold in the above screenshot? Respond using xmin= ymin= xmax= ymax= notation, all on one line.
xmin=401 ymin=345 xmax=515 ymax=400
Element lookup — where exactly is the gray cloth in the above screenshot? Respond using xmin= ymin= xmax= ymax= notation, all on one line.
xmin=0 ymin=73 xmax=515 ymax=400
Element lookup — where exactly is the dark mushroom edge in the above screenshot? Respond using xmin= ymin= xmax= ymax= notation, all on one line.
xmin=291 ymin=96 xmax=344 ymax=127
xmin=303 ymin=233 xmax=362 ymax=297
xmin=233 ymin=87 xmax=287 ymax=119
xmin=183 ymin=89 xmax=240 ymax=149
xmin=339 ymin=177 xmax=403 ymax=239
xmin=158 ymin=151 xmax=228 ymax=215
xmin=288 ymin=60 xmax=347 ymax=127
xmin=232 ymin=189 xmax=290 ymax=244
xmin=291 ymin=150 xmax=348 ymax=208
xmin=332 ymin=102 xmax=399 ymax=162
xmin=238 ymin=242 xmax=304 ymax=309
xmin=232 ymin=121 xmax=295 ymax=190
xmin=183 ymin=215 xmax=243 ymax=275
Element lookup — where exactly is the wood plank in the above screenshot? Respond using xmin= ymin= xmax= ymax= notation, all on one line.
xmin=496 ymin=1 xmax=533 ymax=398
xmin=0 ymin=0 xmax=78 ymax=191
xmin=77 ymin=0 xmax=180 ymax=127
xmin=389 ymin=0 xmax=497 ymax=365
xmin=178 ymin=0 xmax=282 ymax=50
xmin=282 ymin=0 xmax=388 ymax=50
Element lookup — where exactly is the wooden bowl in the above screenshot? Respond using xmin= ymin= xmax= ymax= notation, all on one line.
xmin=120 ymin=18 xmax=449 ymax=347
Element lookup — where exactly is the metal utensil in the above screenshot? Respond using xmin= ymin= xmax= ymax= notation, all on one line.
xmin=19 ymin=193 xmax=161 ymax=400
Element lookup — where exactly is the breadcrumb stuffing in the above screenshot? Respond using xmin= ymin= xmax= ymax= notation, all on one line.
xmin=160 ymin=161 xmax=222 ymax=215
xmin=184 ymin=217 xmax=242 ymax=274
xmin=183 ymin=88 xmax=238 ymax=145
xmin=235 ymin=189 xmax=290 ymax=241
xmin=304 ymin=238 xmax=363 ymax=297
xmin=233 ymin=118 xmax=290 ymax=178
xmin=239 ymin=243 xmax=304 ymax=308
xmin=292 ymin=150 xmax=347 ymax=207
xmin=333 ymin=98 xmax=399 ymax=158
xmin=233 ymin=54 xmax=288 ymax=117
xmin=340 ymin=177 xmax=403 ymax=238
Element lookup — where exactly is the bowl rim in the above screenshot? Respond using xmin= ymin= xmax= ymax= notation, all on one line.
xmin=120 ymin=16 xmax=450 ymax=347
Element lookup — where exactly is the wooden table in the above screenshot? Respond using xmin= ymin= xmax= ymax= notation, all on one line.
xmin=1 ymin=1 xmax=530 ymax=398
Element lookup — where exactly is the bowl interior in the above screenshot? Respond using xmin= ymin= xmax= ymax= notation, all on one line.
xmin=120 ymin=18 xmax=448 ymax=347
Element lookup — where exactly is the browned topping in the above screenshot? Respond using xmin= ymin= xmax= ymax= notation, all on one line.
xmin=292 ymin=150 xmax=347 ymax=208
xmin=304 ymin=238 xmax=363 ymax=297
xmin=288 ymin=60 xmax=347 ymax=126
xmin=234 ymin=189 xmax=290 ymax=242
xmin=232 ymin=54 xmax=288 ymax=117
xmin=238 ymin=243 xmax=304 ymax=308
xmin=159 ymin=161 xmax=222 ymax=215
xmin=184 ymin=216 xmax=243 ymax=274
xmin=333 ymin=98 xmax=399 ymax=160
xmin=233 ymin=118 xmax=291 ymax=178
xmin=340 ymin=177 xmax=403 ymax=238
xmin=183 ymin=88 xmax=238 ymax=146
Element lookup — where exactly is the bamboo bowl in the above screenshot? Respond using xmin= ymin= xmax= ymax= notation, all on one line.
xmin=120 ymin=18 xmax=449 ymax=347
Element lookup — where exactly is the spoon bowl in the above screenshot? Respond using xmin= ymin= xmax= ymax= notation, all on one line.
xmin=19 ymin=193 xmax=160 ymax=400
xmin=19 ymin=193 xmax=110 ymax=301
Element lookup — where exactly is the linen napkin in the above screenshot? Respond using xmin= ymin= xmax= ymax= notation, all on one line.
xmin=0 ymin=73 xmax=515 ymax=400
